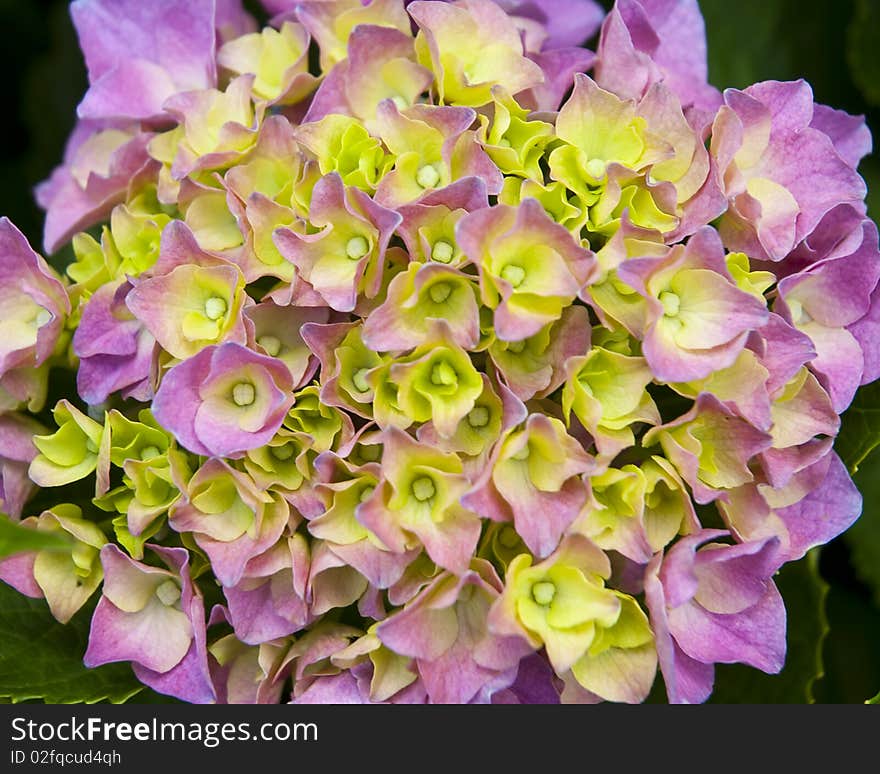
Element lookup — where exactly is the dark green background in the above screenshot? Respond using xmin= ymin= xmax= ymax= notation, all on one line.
xmin=0 ymin=0 xmax=877 ymax=702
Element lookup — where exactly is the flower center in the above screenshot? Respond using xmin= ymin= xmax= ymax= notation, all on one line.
xmin=352 ymin=367 xmax=371 ymax=393
xmin=346 ymin=236 xmax=369 ymax=260
xmin=501 ymin=264 xmax=526 ymax=288
xmin=34 ymin=308 xmax=52 ymax=327
xmin=431 ymin=361 xmax=457 ymax=387
xmin=506 ymin=339 xmax=527 ymax=354
xmin=531 ymin=581 xmax=556 ymax=606
xmin=391 ymin=95 xmax=408 ymax=110
xmin=659 ymin=291 xmax=680 ymax=317
xmin=232 ymin=381 xmax=256 ymax=407
xmin=467 ymin=406 xmax=489 ymax=428
xmin=270 ymin=443 xmax=294 ymax=461
xmin=428 ymin=282 xmax=452 ymax=304
xmin=204 ymin=296 xmax=227 ymax=321
xmin=359 ymin=485 xmax=375 ymax=503
xmin=411 ymin=476 xmax=436 ymax=502
xmin=140 ymin=445 xmax=160 ymax=461
xmin=258 ymin=335 xmax=282 ymax=357
xmin=787 ymin=299 xmax=812 ymax=326
xmin=585 ymin=158 xmax=607 ymax=179
xmin=431 ymin=240 xmax=454 ymax=263
xmin=499 ymin=525 xmax=520 ymax=548
xmin=416 ymin=164 xmax=441 ymax=189
xmin=156 ymin=580 xmax=181 ymax=607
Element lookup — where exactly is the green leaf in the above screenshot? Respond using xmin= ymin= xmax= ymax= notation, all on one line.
xmin=835 ymin=381 xmax=880 ymax=474
xmin=0 ymin=580 xmax=144 ymax=704
xmin=708 ymin=550 xmax=828 ymax=703
xmin=844 ymin=449 xmax=880 ymax=607
xmin=867 ymin=690 xmax=880 ymax=704
xmin=861 ymin=155 xmax=880 ymax=225
xmin=0 ymin=513 xmax=72 ymax=558
xmin=701 ymin=0 xmax=791 ymax=91
xmin=813 ymin=580 xmax=880 ymax=703
xmin=124 ymin=687 xmax=183 ymax=704
xmin=847 ymin=0 xmax=880 ymax=106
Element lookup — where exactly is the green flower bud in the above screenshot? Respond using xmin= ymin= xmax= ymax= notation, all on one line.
xmin=299 ymin=114 xmax=394 ymax=191
xmin=391 ymin=340 xmax=483 ymax=437
xmin=284 ymin=386 xmax=347 ymax=452
xmin=106 ymin=410 xmax=172 ymax=468
xmin=30 ymin=401 xmax=105 ymax=488
xmin=244 ymin=430 xmax=312 ymax=492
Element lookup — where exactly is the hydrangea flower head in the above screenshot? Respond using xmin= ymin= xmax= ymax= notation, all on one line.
xmin=0 ymin=0 xmax=876 ymax=705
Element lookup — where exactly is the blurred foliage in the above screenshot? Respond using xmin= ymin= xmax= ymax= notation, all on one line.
xmin=0 ymin=514 xmax=73 ymax=558
xmin=835 ymin=382 xmax=880 ymax=473
xmin=843 ymin=453 xmax=880 ymax=610
xmin=813 ymin=556 xmax=880 ymax=702
xmin=0 ymin=0 xmax=86 ymax=252
xmin=848 ymin=0 xmax=880 ymax=109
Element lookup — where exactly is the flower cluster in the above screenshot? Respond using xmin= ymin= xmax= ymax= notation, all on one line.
xmin=0 ymin=0 xmax=875 ymax=704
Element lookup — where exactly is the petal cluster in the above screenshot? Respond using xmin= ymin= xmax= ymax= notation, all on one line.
xmin=0 ymin=0 xmax=874 ymax=705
